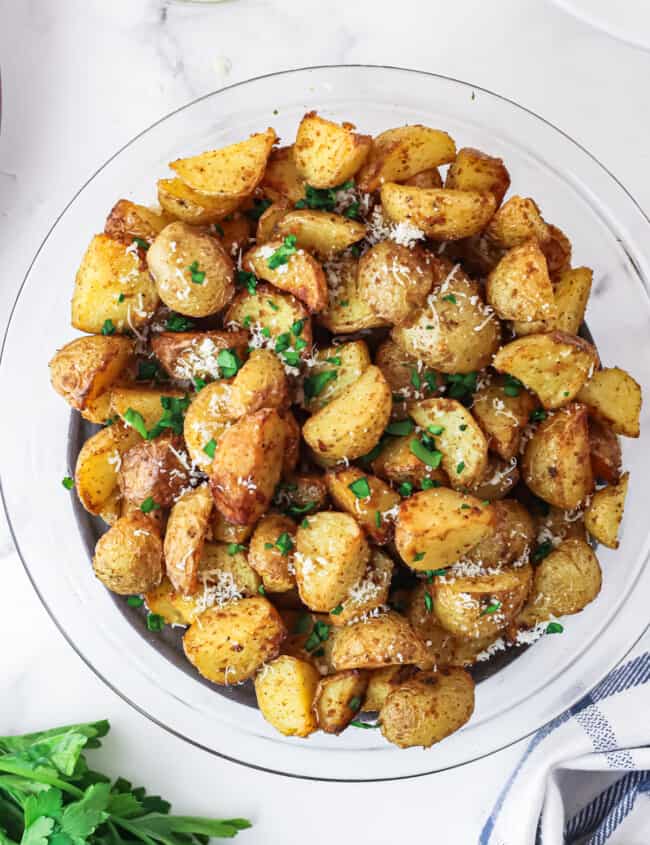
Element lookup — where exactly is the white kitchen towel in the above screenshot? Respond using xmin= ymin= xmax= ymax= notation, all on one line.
xmin=480 ymin=647 xmax=650 ymax=844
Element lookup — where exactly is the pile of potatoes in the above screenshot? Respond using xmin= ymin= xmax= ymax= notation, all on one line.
xmin=50 ymin=113 xmax=642 ymax=748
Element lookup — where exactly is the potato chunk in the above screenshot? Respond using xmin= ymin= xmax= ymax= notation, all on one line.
xmin=444 ymin=147 xmax=510 ymax=206
xmin=554 ymin=267 xmax=592 ymax=334
xmin=319 ymin=255 xmax=389 ymax=334
xmin=92 ymin=513 xmax=163 ymax=595
xmin=150 ymin=330 xmax=249 ymax=381
xmin=472 ymin=376 xmax=537 ymax=460
xmin=104 ymin=199 xmax=173 ymax=243
xmin=260 ymin=145 xmax=307 ymax=204
xmin=254 ymin=655 xmax=320 ymax=737
xmin=584 ymin=472 xmax=629 ymax=549
xmin=577 ymin=367 xmax=642 ymax=438
xmin=74 ymin=422 xmax=141 ymax=515
xmin=164 ymin=485 xmax=213 ymax=595
xmin=486 ymin=240 xmax=555 ymax=322
xmin=325 ymin=467 xmax=400 ymax=544
xmin=248 ymin=514 xmax=297 ymax=593
xmin=302 ymin=340 xmax=371 ymax=413
xmin=358 ymin=242 xmax=436 ymax=325
xmin=273 ymin=209 xmax=365 ymax=259
xmin=313 ymin=670 xmax=369 ymax=734
xmin=484 ymin=195 xmax=550 ymax=248
xmin=157 ymin=178 xmax=240 ymax=224
xmin=294 ymin=112 xmax=371 ymax=189
xmin=331 ymin=611 xmax=426 ymax=670
xmin=118 ymin=433 xmax=190 ymax=507
xmin=242 ymin=240 xmax=327 ymax=312
xmin=589 ymin=419 xmax=622 ymax=484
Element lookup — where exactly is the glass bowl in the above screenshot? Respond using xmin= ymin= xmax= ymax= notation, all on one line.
xmin=2 ymin=65 xmax=650 ymax=781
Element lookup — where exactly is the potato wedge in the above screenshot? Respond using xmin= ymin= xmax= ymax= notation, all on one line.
xmin=228 ymin=348 xmax=289 ymax=418
xmin=541 ymin=224 xmax=572 ymax=277
xmin=463 ymin=500 xmax=535 ymax=568
xmin=170 ymin=128 xmax=277 ymax=197
xmin=302 ymin=366 xmax=392 ymax=465
xmin=200 ymin=541 xmax=261 ymax=597
xmin=380 ymin=668 xmax=474 ymax=749
xmin=313 ymin=670 xmax=369 ymax=734
xmin=183 ymin=381 xmax=236 ymax=469
xmin=254 ymin=655 xmax=320 ymax=737
xmin=363 ymin=666 xmax=419 ymax=712
xmin=577 ymin=367 xmax=642 ymax=437
xmin=394 ymin=488 xmax=495 ymax=571
xmin=584 ymin=472 xmax=629 ymax=549
xmin=358 ymin=242 xmax=436 ymax=325
xmin=302 ymin=340 xmax=371 ymax=413
xmin=331 ymin=611 xmax=426 ymax=670
xmin=93 ymin=512 xmax=163 ymax=595
xmin=493 ymin=332 xmax=599 ymax=409
xmin=273 ymin=209 xmax=365 ymax=259
xmin=327 ymin=548 xmax=394 ymax=626
xmin=260 ymin=145 xmax=306 ymax=204
xmin=484 ymin=196 xmax=550 ymax=249
xmin=72 ymin=234 xmax=159 ymax=334
xmin=380 ymin=183 xmax=497 ymax=240
xmin=486 ymin=240 xmax=556 ymax=322
xmin=242 ymin=240 xmax=327 ymax=312
xmin=403 ymin=169 xmax=443 ymax=189
xmin=184 ymin=596 xmax=286 ymax=685
xmin=370 ymin=434 xmax=448 ymax=488
xmin=104 ymin=199 xmax=173 ymax=243
xmin=225 ymin=283 xmax=312 ymax=355
xmin=118 ymin=433 xmax=190 ymax=507
xmin=144 ymin=577 xmax=202 ymax=626
xmin=110 ymin=385 xmax=188 ymax=430
xmin=150 ymin=330 xmax=249 ymax=380
xmin=256 ymin=200 xmax=289 ymax=244
xmin=74 ymin=421 xmax=141 ymax=515
xmin=469 ymin=454 xmax=520 ymax=501
xmin=444 ymin=147 xmax=510 ymax=207
xmin=157 ymin=178 xmax=241 ymax=225
xmin=318 ymin=255 xmax=388 ymax=333
xmin=211 ymin=510 xmax=254 ymax=545
xmin=522 ymin=403 xmax=593 ymax=509
xmin=272 ymin=473 xmax=329 ymax=518
xmin=248 ymin=514 xmax=297 ymax=592
xmin=294 ymin=112 xmax=371 ymax=189
xmin=472 ymin=376 xmax=538 ymax=460
xmin=325 ymin=467 xmax=400 ymax=544
xmin=375 ymin=340 xmax=442 ymax=412
xmin=164 ymin=484 xmax=213 ymax=594
xmin=217 ymin=214 xmax=252 ymax=257
xmin=589 ymin=419 xmax=622 ymax=484
xmin=554 ymin=267 xmax=592 ymax=335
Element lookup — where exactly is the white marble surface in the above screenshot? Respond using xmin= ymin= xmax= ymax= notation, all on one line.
xmin=1 ymin=1 xmax=650 ymax=842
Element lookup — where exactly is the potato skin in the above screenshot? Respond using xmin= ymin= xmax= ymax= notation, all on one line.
xmin=370 ymin=434 xmax=448 ymax=488
xmin=485 ymin=195 xmax=550 ymax=249
xmin=151 ymin=330 xmax=249 ymax=380
xmin=472 ymin=376 xmax=537 ymax=460
xmin=444 ymin=147 xmax=510 ymax=206
xmin=183 ymin=596 xmax=286 ymax=685
xmin=74 ymin=422 xmax=141 ymax=515
xmin=144 ymin=577 xmax=202 ymax=626
xmin=119 ymin=433 xmax=190 ymax=507
xmin=294 ymin=112 xmax=371 ymax=189
xmin=248 ymin=514 xmax=297 ymax=592
xmin=589 ymin=419 xmax=622 ymax=484
xmin=313 ymin=670 xmax=369 ymax=734
xmin=363 ymin=665 xmax=419 ymax=712
xmin=254 ymin=655 xmax=320 ymax=737
xmin=325 ymin=467 xmax=400 ymax=544
xmin=157 ymin=178 xmax=240 ymax=225
xmin=273 ymin=209 xmax=366 ymax=259
xmin=358 ymin=242 xmax=436 ymax=325
xmin=225 ymin=283 xmax=313 ymax=352
xmin=327 ymin=548 xmax=394 ymax=626
xmin=577 ymin=367 xmax=642 ymax=438
xmin=261 ymin=145 xmax=306 ymax=204
xmin=486 ymin=240 xmax=555 ymax=323
xmin=554 ymin=267 xmax=592 ymax=335
xmin=331 ymin=611 xmax=427 ymax=670
xmin=584 ymin=472 xmax=629 ymax=549
xmin=358 ymin=125 xmax=456 ymax=192
xmin=319 ymin=255 xmax=388 ymax=334
xmin=92 ymin=512 xmax=163 ymax=595
xmin=380 ymin=668 xmax=475 ymax=748
xmin=164 ymin=485 xmax=213 ymax=595
xmin=104 ymin=199 xmax=173 ymax=243
xmin=147 ymin=221 xmax=234 ymax=317
xmin=243 ymin=240 xmax=328 ymax=313
xmin=302 ymin=340 xmax=371 ymax=413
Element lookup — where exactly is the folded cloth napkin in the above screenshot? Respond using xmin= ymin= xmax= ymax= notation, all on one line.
xmin=481 ymin=645 xmax=650 ymax=845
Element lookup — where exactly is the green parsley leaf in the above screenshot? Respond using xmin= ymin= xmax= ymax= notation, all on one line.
xmin=101 ymin=319 xmax=115 ymax=336
xmin=343 ymin=202 xmax=360 ymax=219
xmin=503 ymin=374 xmax=524 ymax=397
xmin=546 ymin=621 xmax=564 ymax=634
xmin=140 ymin=497 xmax=160 ymax=514
xmin=296 ymin=182 xmax=354 ymax=212
xmin=532 ymin=541 xmax=553 ymax=563
xmin=203 ymin=439 xmax=217 ymax=459
xmin=424 ymin=370 xmax=438 ymax=393
xmin=132 ymin=237 xmax=150 ymax=251
xmin=413 ymin=551 xmax=425 ymax=562
xmin=274 ymin=332 xmax=291 ymax=352
xmin=330 ymin=604 xmax=343 ymax=616
xmin=127 ymin=596 xmax=144 ymax=607
xmin=305 ymin=620 xmax=330 ymax=652
xmin=456 ymin=461 xmax=465 ymax=474
xmin=530 ymin=408 xmax=547 ymax=422
xmin=286 ymin=501 xmax=317 ymax=517
xmin=257 ymin=584 xmax=266 ymax=595
xmin=213 ymin=223 xmax=225 ymax=236
xmin=117 ymin=292 xmax=125 ymax=303
xmin=261 ymin=326 xmax=271 ymax=337
xmin=326 ymin=355 xmax=342 ymax=365
xmin=460 ymin=504 xmax=471 ymax=510
xmin=267 ymin=299 xmax=279 ymax=311
xmin=349 ymin=244 xmax=361 ymax=257
xmin=136 ymin=359 xmax=159 ymax=381
xmin=425 ymin=568 xmax=447 ymax=581
xmin=227 ymin=543 xmax=246 ymax=556
xmin=124 ymin=408 xmax=148 ymax=439
xmin=146 ymin=613 xmax=164 ymax=632
xmin=348 ymin=696 xmax=362 ymax=712
xmin=337 ymin=299 xmax=349 ymax=307
xmin=282 ymin=349 xmax=301 ymax=367
xmin=409 ymin=438 xmax=443 ymax=468
xmin=264 ymin=542 xmax=274 ymax=550
xmin=245 ymin=198 xmax=272 ymax=221
xmin=348 ymin=477 xmax=371 ymax=499
xmin=420 ymin=478 xmax=440 ymax=490
xmin=147 ymin=394 xmax=190 ymax=439
xmin=275 ymin=532 xmax=294 ymax=556
xmin=187 ymin=261 xmax=205 ymax=284
xmin=385 ymin=419 xmax=415 ymax=436
xmin=442 ymin=294 xmax=457 ymax=304
xmin=398 ymin=481 xmax=414 ymax=498
xmin=291 ymin=319 xmax=304 ymax=336
xmin=446 ymin=371 xmax=477 ymax=401
xmin=294 ymin=337 xmax=307 ymax=351
xmin=350 ymin=720 xmax=380 ymax=729
xmin=236 ymin=270 xmax=258 ymax=294
xmin=459 ymin=423 xmax=468 ymax=431
xmin=480 ymin=601 xmax=501 ymax=616
xmin=423 ymin=592 xmax=433 ymax=613
xmin=217 ymin=348 xmax=242 ymax=379
xmin=428 ymin=424 xmax=445 ymax=435
xmin=267 ymin=235 xmax=297 ymax=269
xmin=165 ymin=313 xmax=195 ymax=332
xmin=375 ymin=510 xmax=382 ymax=528
xmin=193 ymin=376 xmax=206 ymax=392
xmin=301 ymin=518 xmax=310 ymax=529
xmin=304 ymin=369 xmax=337 ymax=398
xmin=62 ymin=476 xmax=74 ymax=490
xmin=410 ymin=368 xmax=421 ymax=389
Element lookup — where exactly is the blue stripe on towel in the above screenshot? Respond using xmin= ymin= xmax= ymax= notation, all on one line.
xmin=565 ymin=771 xmax=650 ymax=844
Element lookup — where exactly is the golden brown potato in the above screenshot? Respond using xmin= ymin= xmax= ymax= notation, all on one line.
xmin=248 ymin=514 xmax=297 ymax=592
xmin=363 ymin=666 xmax=418 ymax=711
xmin=217 ymin=214 xmax=252 ymax=257
xmin=493 ymin=332 xmax=599 ymax=410
xmin=144 ymin=577 xmax=202 ymax=626
xmin=486 ymin=240 xmax=556 ymax=323
xmin=110 ymin=385 xmax=187 ymax=430
xmin=358 ymin=242 xmax=436 ymax=325
xmin=370 ymin=434 xmax=448 ymax=488
xmin=242 ymin=240 xmax=327 ymax=312
xmin=327 ymin=548 xmax=394 ymax=626
xmin=469 ymin=454 xmax=520 ymax=501
xmin=541 ymin=224 xmax=572 ymax=277
xmin=104 ymin=199 xmax=173 ymax=244
xmin=273 ymin=209 xmax=366 ymax=259
xmin=150 ymin=330 xmax=249 ymax=380
xmin=302 ymin=340 xmax=371 ymax=413
xmin=395 ymin=488 xmax=495 ymax=571
xmin=260 ymin=146 xmax=307 ymax=204
xmin=577 ymin=367 xmax=642 ymax=438
xmin=464 ymin=499 xmax=535 ymax=568
xmin=209 ymin=408 xmax=286 ymax=525
xmin=472 ymin=377 xmax=538 ymax=460
xmin=184 ymin=596 xmax=286 ymax=685
xmin=164 ymin=484 xmax=213 ymax=594
xmin=536 ymin=505 xmax=587 ymax=546
xmin=92 ymin=512 xmax=163 ymax=595
xmin=225 ymin=283 xmax=312 ymax=354
xmin=256 ymin=200 xmax=290 ymax=244
xmin=294 ymin=112 xmax=371 ymax=189
xmin=157 ymin=178 xmax=241 ymax=225
xmin=522 ymin=403 xmax=593 ymax=509
xmin=331 ymin=611 xmax=426 ymax=670
xmin=313 ymin=670 xmax=369 ymax=734
xmin=200 ymin=541 xmax=262 ymax=596
xmin=325 ymin=467 xmax=400 ymax=544
xmin=444 ymin=147 xmax=510 ymax=206
xmin=554 ymin=267 xmax=592 ymax=334
xmin=484 ymin=196 xmax=551 ymax=249
xmin=211 ymin=510 xmax=254 ymax=545
xmin=409 ymin=397 xmax=489 ymax=489
xmin=147 ymin=222 xmax=234 ymax=317
xmin=98 ymin=490 xmax=122 ymax=526
xmin=405 ymin=584 xmax=458 ymax=670
xmin=380 ymin=668 xmax=475 ymax=749
xmin=74 ymin=422 xmax=141 ymax=515
xmin=584 ymin=472 xmax=629 ymax=549
xmin=183 ymin=381 xmax=236 ymax=469
xmin=318 ymin=255 xmax=389 ymax=333
xmin=170 ymin=128 xmax=277 ymax=197
xmin=254 ymin=655 xmax=320 ymax=737
xmin=228 ymin=348 xmax=289 ymax=417
xmin=589 ymin=419 xmax=622 ymax=484
xmin=72 ymin=234 xmax=159 ymax=334
xmin=380 ymin=183 xmax=497 ymax=240
xmin=403 ymin=169 xmax=443 ymax=189
xmin=375 ymin=340 xmax=442 ymax=412
xmin=294 ymin=511 xmax=369 ymax=611
xmin=49 ymin=335 xmax=134 ymax=424
xmin=118 ymin=433 xmax=189 ymax=507
xmin=303 ymin=366 xmax=392 ymax=465
xmin=273 ymin=473 xmax=330 ymax=518
xmin=358 ymin=125 xmax=456 ymax=192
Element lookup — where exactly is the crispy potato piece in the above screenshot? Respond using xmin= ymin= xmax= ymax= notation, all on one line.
xmin=274 ymin=209 xmax=365 ymax=259
xmin=183 ymin=381 xmax=235 ymax=469
xmin=144 ymin=577 xmax=202 ymax=626
xmin=157 ymin=178 xmax=241 ymax=225
xmin=72 ymin=234 xmax=159 ymax=333
xmin=541 ymin=224 xmax=572 ymax=276
xmin=380 ymin=668 xmax=474 ymax=749
xmin=200 ymin=541 xmax=261 ymax=596
xmin=104 ymin=199 xmax=173 ymax=243
xmin=535 ymin=504 xmax=587 ymax=546
xmin=493 ymin=332 xmax=599 ymax=409
xmin=484 ymin=196 xmax=550 ymax=249
xmin=434 ymin=565 xmax=533 ymax=639
xmin=325 ymin=467 xmax=400 ymax=544
xmin=256 ymin=200 xmax=290 ymax=243
xmin=375 ymin=340 xmax=442 ymax=413
xmin=170 ymin=128 xmax=277 ymax=197
xmin=242 ymin=240 xmax=327 ymax=312
xmin=228 ymin=349 xmax=289 ymax=417
xmin=49 ymin=335 xmax=134 ymax=424
xmin=313 ymin=670 xmax=369 ymax=733
xmin=363 ymin=666 xmax=419 ymax=711
xmin=303 ymin=366 xmax=392 ymax=465
xmin=519 ymin=538 xmax=601 ymax=624
xmin=218 ymin=214 xmax=252 ymax=256
xmin=294 ymin=112 xmax=371 ymax=189
xmin=99 ymin=490 xmax=122 ymax=526
xmin=358 ymin=125 xmax=456 ymax=193
xmin=380 ymin=183 xmax=497 ymax=240
xmin=209 ymin=408 xmax=286 ymax=525
xmin=93 ymin=512 xmax=162 ymax=595
xmin=184 ymin=596 xmax=286 ymax=684
xmin=255 ymin=655 xmax=320 ymax=737
xmin=522 ymin=403 xmax=593 ymax=509
xmin=164 ymin=485 xmax=213 ymax=594
xmin=273 ymin=473 xmax=329 ymax=518
xmin=248 ymin=514 xmax=297 ymax=592
xmin=212 ymin=510 xmax=254 ymax=545
xmin=472 ymin=377 xmax=538 ymax=460
xmin=444 ymin=233 xmax=505 ymax=276
xmin=405 ymin=585 xmax=457 ymax=670
xmin=318 ymin=255 xmax=388 ymax=333
xmin=584 ymin=472 xmax=629 ymax=549
xmin=147 ymin=222 xmax=234 ymax=317
xmin=302 ymin=340 xmax=371 ymax=413
xmin=225 ymin=283 xmax=312 ymax=352
xmin=469 ymin=454 xmax=520 ymax=501
xmin=577 ymin=367 xmax=642 ymax=438
xmin=589 ymin=419 xmax=622 ymax=484
xmin=358 ymin=242 xmax=436 ymax=325
xmin=486 ymin=240 xmax=556 ymax=322
xmin=409 ymin=397 xmax=489 ymax=489
xmin=327 ymin=549 xmax=394 ymax=627
xmin=260 ymin=146 xmax=307 ymax=204
xmin=391 ymin=261 xmax=500 ymax=373
xmin=395 ymin=488 xmax=495 ymax=571
xmin=371 ymin=434 xmax=448 ymax=488
xmin=554 ymin=267 xmax=592 ymax=334
xmin=294 ymin=512 xmax=369 ymax=611
xmin=151 ymin=330 xmax=249 ymax=380
xmin=332 ymin=611 xmax=426 ymax=670
xmin=110 ymin=385 xmax=187 ymax=430
xmin=74 ymin=422 xmax=142 ymax=515
xmin=464 ymin=500 xmax=535 ymax=568
xmin=444 ymin=147 xmax=511 ymax=206
xmin=118 ymin=433 xmax=190 ymax=507
xmin=403 ymin=169 xmax=442 ymax=189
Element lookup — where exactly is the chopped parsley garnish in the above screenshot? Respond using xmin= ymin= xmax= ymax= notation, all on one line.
xmin=245 ymin=198 xmax=272 ymax=221
xmin=146 ymin=613 xmax=164 ymax=632
xmin=261 ymin=326 xmax=271 ymax=337
xmin=532 ymin=541 xmax=553 ymax=563
xmin=442 ymin=294 xmax=457 ymax=304
xmin=456 ymin=461 xmax=465 ymax=474
xmin=117 ymin=292 xmax=125 ymax=303
xmin=350 ymin=720 xmax=380 ymax=729
xmin=375 ymin=510 xmax=382 ymax=528
xmin=413 ymin=552 xmax=425 ymax=562
xmin=546 ymin=621 xmax=564 ymax=634
xmin=137 ymin=359 xmax=160 ymax=381
xmin=218 ymin=348 xmax=242 ymax=378
xmin=385 ymin=419 xmax=415 ymax=436
xmin=193 ymin=376 xmax=206 ymax=392
xmin=295 ymin=180 xmax=354 ymax=212
xmin=267 ymin=235 xmax=297 ymax=269
xmin=124 ymin=408 xmax=148 ymax=439
xmin=563 ymin=390 xmax=570 ymax=397
xmin=187 ymin=261 xmax=205 ymax=285
xmin=410 ymin=438 xmax=443 ymax=468
xmin=360 ymin=438 xmax=386 ymax=464
xmin=460 ymin=504 xmax=471 ymax=510
xmin=227 ymin=543 xmax=246 ymax=555
xmin=423 ymin=591 xmax=433 ymax=613
xmin=274 ymin=332 xmax=291 ymax=352
xmin=258 ymin=584 xmax=266 ymax=595
xmin=425 ymin=568 xmax=447 ymax=581
xmin=147 ymin=395 xmax=190 ymax=439
xmin=213 ymin=223 xmax=224 ymax=236
xmin=503 ymin=374 xmax=524 ymax=397
xmin=267 ymin=299 xmax=279 ymax=311
xmin=203 ymin=438 xmax=217 ymax=459
xmin=459 ymin=423 xmax=468 ymax=431
xmin=236 ymin=270 xmax=258 ymax=294
xmin=304 ymin=369 xmax=338 ymax=398
xmin=291 ymin=319 xmax=304 ymax=336
xmin=338 ymin=299 xmax=349 ymax=307
xmin=140 ymin=497 xmax=160 ymax=514
xmin=410 ymin=368 xmax=421 ymax=390
xmin=420 ymin=478 xmax=440 ymax=490
xmin=62 ymin=476 xmax=74 ymax=490
xmin=101 ymin=319 xmax=115 ymax=336
xmin=428 ymin=424 xmax=445 ymax=435
xmin=331 ymin=604 xmax=343 ymax=616
xmin=282 ymin=349 xmax=301 ymax=367
xmin=242 ymin=315 xmax=252 ymax=328
xmin=301 ymin=518 xmax=310 ymax=529
xmin=343 ymin=202 xmax=360 ymax=219
xmin=530 ymin=408 xmax=547 ymax=422
xmin=424 ymin=370 xmax=438 ymax=393
xmin=398 ymin=481 xmax=414 ymax=498
xmin=481 ymin=601 xmax=501 ymax=616
xmin=305 ymin=620 xmax=331 ymax=652
xmin=348 ymin=477 xmax=371 ymax=499
xmin=446 ymin=372 xmax=477 ymax=402
xmin=348 ymin=696 xmax=362 ymax=712
xmin=326 ymin=355 xmax=342 ymax=365
xmin=349 ymin=244 xmax=361 ymax=257
xmin=275 ymin=532 xmax=294 ymax=556
xmin=294 ymin=337 xmax=307 ymax=351
xmin=127 ymin=595 xmax=144 ymax=607
xmin=165 ymin=313 xmax=195 ymax=332
xmin=104 ymin=417 xmax=114 ymax=426
xmin=294 ymin=613 xmax=312 ymax=634
xmin=132 ymin=236 xmax=150 ymax=251
xmin=286 ymin=501 xmax=317 ymax=517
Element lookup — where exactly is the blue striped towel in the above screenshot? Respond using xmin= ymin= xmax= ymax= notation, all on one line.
xmin=481 ymin=644 xmax=650 ymax=844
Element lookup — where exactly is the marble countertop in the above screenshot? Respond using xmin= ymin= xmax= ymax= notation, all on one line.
xmin=1 ymin=1 xmax=649 ymax=841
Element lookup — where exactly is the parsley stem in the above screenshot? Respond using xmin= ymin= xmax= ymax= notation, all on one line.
xmin=0 ymin=758 xmax=83 ymax=797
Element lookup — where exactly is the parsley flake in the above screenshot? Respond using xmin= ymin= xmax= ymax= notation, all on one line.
xmin=127 ymin=595 xmax=144 ymax=607
xmin=218 ymin=348 xmax=242 ymax=378
xmin=348 ymin=477 xmax=371 ymax=499
xmin=101 ymin=319 xmax=115 ymax=336
xmin=165 ymin=313 xmax=195 ymax=332
xmin=227 ymin=543 xmax=246 ymax=555
xmin=267 ymin=235 xmax=297 ymax=269
xmin=398 ymin=481 xmax=414 ymax=498
xmin=410 ymin=438 xmax=443 ymax=468
xmin=304 ymin=369 xmax=337 ymax=398
xmin=481 ymin=601 xmax=501 ymax=616
xmin=386 ymin=419 xmax=414 ymax=436
xmin=203 ymin=438 xmax=217 ymax=459
xmin=423 ymin=591 xmax=433 ymax=613
xmin=146 ymin=613 xmax=164 ymax=632
xmin=132 ymin=236 xmax=150 ymax=251
xmin=62 ymin=476 xmax=74 ymax=490
xmin=187 ymin=260 xmax=205 ymax=285
xmin=546 ymin=621 xmax=564 ymax=634
xmin=140 ymin=497 xmax=160 ymax=514
xmin=236 ymin=270 xmax=258 ymax=294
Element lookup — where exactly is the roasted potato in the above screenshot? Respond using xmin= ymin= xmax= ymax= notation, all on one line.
xmin=164 ymin=484 xmax=213 ymax=594
xmin=577 ymin=367 xmax=642 ymax=437
xmin=589 ymin=419 xmax=622 ymax=484
xmin=536 ymin=504 xmax=587 ymax=546
xmin=358 ymin=242 xmax=436 ymax=325
xmin=144 ymin=577 xmax=202 ymax=626
xmin=370 ymin=434 xmax=448 ymax=488
xmin=260 ymin=145 xmax=306 ymax=204
xmin=118 ymin=433 xmax=189 ymax=507
xmin=541 ymin=224 xmax=572 ymax=277
xmin=272 ymin=473 xmax=329 ymax=518
xmin=375 ymin=340 xmax=442 ymax=412
xmin=313 ymin=670 xmax=369 ymax=733
xmin=228 ymin=348 xmax=289 ymax=418
xmin=92 ymin=512 xmax=163 ymax=595
xmin=584 ymin=472 xmax=629 ymax=549
xmin=157 ymin=178 xmax=241 ymax=225
xmin=225 ymin=283 xmax=312 ymax=354
xmin=256 ymin=200 xmax=290 ymax=244
xmin=183 ymin=381 xmax=236 ymax=469
xmin=318 ymin=255 xmax=389 ymax=333
xmin=104 ymin=199 xmax=173 ymax=243
xmin=363 ymin=666 xmax=418 ymax=711
xmin=486 ymin=240 xmax=555 ymax=323
xmin=74 ymin=421 xmax=141 ymax=515
xmin=110 ymin=385 xmax=187 ymax=430
xmin=403 ymin=169 xmax=443 ymax=189
xmin=325 ymin=467 xmax=400 ymax=544
xmin=248 ymin=514 xmax=297 ymax=592
xmin=444 ymin=147 xmax=510 ymax=206
xmin=273 ymin=209 xmax=365 ymax=259
xmin=242 ymin=240 xmax=327 ymax=312
xmin=405 ymin=584 xmax=458 ymax=670
xmin=472 ymin=376 xmax=538 ymax=460
xmin=554 ymin=267 xmax=592 ymax=334
xmin=464 ymin=499 xmax=535 ymax=568
xmin=216 ymin=213 xmax=252 ymax=257
xmin=469 ymin=454 xmax=520 ymax=501
xmin=150 ymin=330 xmax=249 ymax=380
xmin=200 ymin=541 xmax=262 ymax=596
xmin=327 ymin=549 xmax=394 ymax=626
xmin=302 ymin=340 xmax=371 ymax=413
xmin=211 ymin=510 xmax=254 ymax=545
xmin=331 ymin=611 xmax=426 ymax=670
xmin=294 ymin=112 xmax=371 ymax=189
xmin=254 ymin=655 xmax=320 ymax=737
xmin=484 ymin=196 xmax=550 ymax=249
